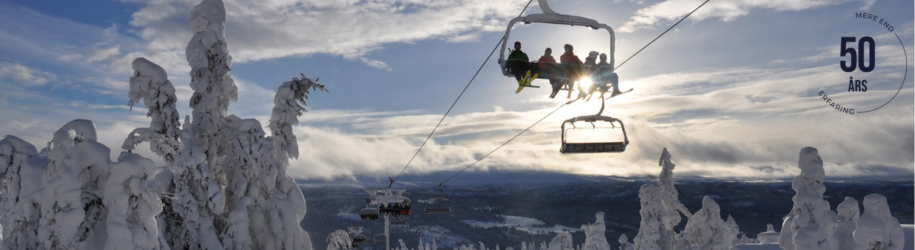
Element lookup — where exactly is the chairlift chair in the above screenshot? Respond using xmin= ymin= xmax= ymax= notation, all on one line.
xmin=360 ymin=206 xmax=379 ymax=221
xmin=497 ymin=0 xmax=616 ymax=95
xmin=560 ymin=115 xmax=628 ymax=153
xmin=422 ymin=185 xmax=452 ymax=214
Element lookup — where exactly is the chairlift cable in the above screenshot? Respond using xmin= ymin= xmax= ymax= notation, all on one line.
xmin=390 ymin=0 xmax=537 ymax=186
xmin=616 ymin=0 xmax=711 ymax=70
xmin=437 ymin=102 xmax=569 ymax=186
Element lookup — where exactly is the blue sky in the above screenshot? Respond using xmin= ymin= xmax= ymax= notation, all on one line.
xmin=0 ymin=0 xmax=912 ymax=181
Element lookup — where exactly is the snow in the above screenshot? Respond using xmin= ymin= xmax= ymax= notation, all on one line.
xmin=462 ymin=215 xmax=580 ymax=235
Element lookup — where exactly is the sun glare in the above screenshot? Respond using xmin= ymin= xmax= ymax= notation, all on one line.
xmin=579 ymin=77 xmax=594 ymax=90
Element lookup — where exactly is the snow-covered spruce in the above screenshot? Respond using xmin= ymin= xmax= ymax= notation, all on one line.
xmin=680 ymin=196 xmax=737 ymax=250
xmin=125 ymin=57 xmax=181 ymax=163
xmin=854 ymin=194 xmax=904 ymax=250
xmin=0 ymin=136 xmax=47 ymax=249
xmin=833 ymin=197 xmax=859 ymax=250
xmin=580 ymin=212 xmax=611 ymax=250
xmin=778 ymin=147 xmax=837 ymax=250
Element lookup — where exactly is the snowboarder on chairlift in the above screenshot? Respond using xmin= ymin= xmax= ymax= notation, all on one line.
xmin=507 ymin=41 xmax=531 ymax=84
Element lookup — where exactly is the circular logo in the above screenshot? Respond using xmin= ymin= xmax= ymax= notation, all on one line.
xmin=817 ymin=12 xmax=908 ymax=115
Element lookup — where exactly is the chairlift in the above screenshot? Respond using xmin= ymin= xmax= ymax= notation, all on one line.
xmin=421 ymin=184 xmax=452 ymax=214
xmin=360 ymin=206 xmax=379 ymax=221
xmin=560 ymin=115 xmax=628 ymax=153
xmin=374 ymin=233 xmax=386 ymax=242
xmin=497 ymin=0 xmax=617 ymax=98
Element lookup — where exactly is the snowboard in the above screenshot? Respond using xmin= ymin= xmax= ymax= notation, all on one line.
xmin=515 ymin=72 xmax=540 ymax=94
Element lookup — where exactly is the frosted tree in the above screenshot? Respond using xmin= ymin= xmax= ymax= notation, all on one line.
xmin=104 ymin=152 xmax=163 ymax=250
xmin=326 ymin=230 xmax=352 ymax=250
xmin=833 ymin=197 xmax=859 ymax=250
xmin=680 ymin=196 xmax=733 ymax=250
xmin=265 ymin=74 xmax=325 ymax=249
xmin=548 ymin=231 xmax=573 ymax=250
xmin=124 ymin=57 xmax=204 ymax=249
xmin=0 ymin=136 xmax=48 ymax=249
xmin=632 ymin=184 xmax=662 ymax=250
xmin=778 ymin=147 xmax=837 ymax=250
xmin=657 ymin=148 xmax=691 ymax=224
xmin=854 ymin=194 xmax=904 ymax=250
xmin=618 ymin=234 xmax=634 ymax=250
xmin=38 ymin=122 xmax=93 ymax=249
xmin=724 ymin=215 xmax=740 ymax=247
xmin=581 ymin=212 xmax=611 ymax=250
xmin=269 ymin=73 xmax=326 ymax=176
xmin=186 ymin=0 xmax=237 ymax=196
xmin=124 ymin=57 xmax=181 ymax=162
xmin=757 ymin=224 xmax=779 ymax=244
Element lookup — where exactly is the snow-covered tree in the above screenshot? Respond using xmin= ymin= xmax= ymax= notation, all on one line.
xmin=680 ymin=196 xmax=732 ymax=250
xmin=125 ymin=57 xmax=181 ymax=163
xmin=326 ymin=229 xmax=352 ymax=250
xmin=104 ymin=152 xmax=163 ymax=250
xmin=186 ymin=0 xmax=236 ymax=208
xmin=778 ymin=147 xmax=837 ymax=250
xmin=548 ymin=231 xmax=573 ymax=250
xmin=834 ymin=197 xmax=860 ymax=250
xmin=38 ymin=122 xmax=93 ymax=249
xmin=724 ymin=215 xmax=740 ymax=246
xmin=633 ymin=183 xmax=662 ymax=250
xmin=581 ymin=212 xmax=611 ymax=250
xmin=656 ymin=148 xmax=691 ymax=249
xmin=757 ymin=224 xmax=779 ymax=244
xmin=854 ymin=194 xmax=904 ymax=250
xmin=0 ymin=136 xmax=47 ymax=249
xmin=618 ymin=234 xmax=634 ymax=250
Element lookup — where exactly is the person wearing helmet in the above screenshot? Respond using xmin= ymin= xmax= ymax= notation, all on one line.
xmin=506 ymin=41 xmax=531 ymax=84
xmin=596 ymin=53 xmax=621 ymax=97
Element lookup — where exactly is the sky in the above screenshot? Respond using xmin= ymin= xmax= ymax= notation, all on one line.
xmin=0 ymin=0 xmax=913 ymax=181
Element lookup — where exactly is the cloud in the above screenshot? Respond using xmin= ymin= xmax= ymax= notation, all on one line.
xmin=0 ymin=62 xmax=58 ymax=86
xmin=619 ymin=0 xmax=875 ymax=33
xmin=282 ymin=52 xmax=914 ymax=180
xmin=86 ymin=46 xmax=122 ymax=63
xmin=126 ymin=0 xmax=530 ymax=68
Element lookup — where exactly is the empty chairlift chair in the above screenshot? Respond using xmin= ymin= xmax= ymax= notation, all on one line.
xmin=422 ymin=185 xmax=452 ymax=214
xmin=560 ymin=115 xmax=628 ymax=153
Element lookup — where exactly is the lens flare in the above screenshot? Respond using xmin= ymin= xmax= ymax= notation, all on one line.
xmin=580 ymin=77 xmax=594 ymax=90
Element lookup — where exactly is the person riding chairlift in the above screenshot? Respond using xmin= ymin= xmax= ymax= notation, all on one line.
xmin=506 ymin=41 xmax=531 ymax=84
xmin=539 ymin=48 xmax=562 ymax=98
xmin=559 ymin=44 xmax=583 ymax=98
xmin=597 ymin=53 xmax=622 ymax=97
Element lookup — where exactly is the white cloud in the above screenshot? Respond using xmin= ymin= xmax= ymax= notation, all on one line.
xmin=126 ymin=0 xmax=530 ymax=68
xmin=0 ymin=62 xmax=58 ymax=86
xmin=87 ymin=46 xmax=121 ymax=63
xmin=619 ymin=0 xmax=874 ymax=33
